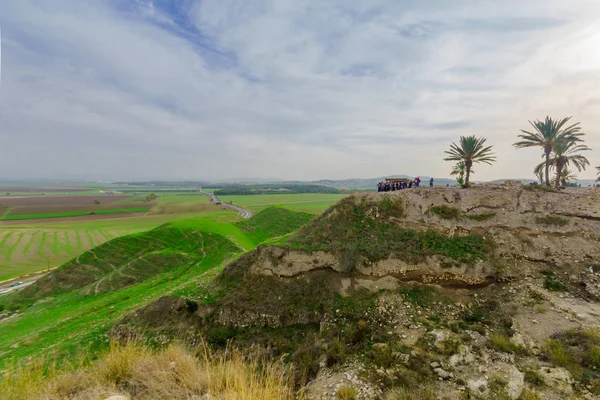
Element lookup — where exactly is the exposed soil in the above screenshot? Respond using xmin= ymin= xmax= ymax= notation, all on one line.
xmin=0 ymin=194 xmax=141 ymax=215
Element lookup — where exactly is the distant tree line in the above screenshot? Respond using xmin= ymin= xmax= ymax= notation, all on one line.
xmin=214 ymin=184 xmax=340 ymax=196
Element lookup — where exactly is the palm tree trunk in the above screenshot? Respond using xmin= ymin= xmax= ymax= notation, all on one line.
xmin=465 ymin=161 xmax=471 ymax=187
xmin=555 ymin=166 xmax=561 ymax=188
xmin=545 ymin=151 xmax=551 ymax=186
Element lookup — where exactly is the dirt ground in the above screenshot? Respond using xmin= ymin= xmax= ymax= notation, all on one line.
xmin=0 ymin=194 xmax=140 ymax=215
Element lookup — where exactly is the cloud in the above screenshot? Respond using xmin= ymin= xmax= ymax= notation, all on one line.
xmin=0 ymin=0 xmax=599 ymax=181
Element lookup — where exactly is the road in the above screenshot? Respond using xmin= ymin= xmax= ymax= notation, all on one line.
xmin=201 ymin=192 xmax=254 ymax=219
xmin=0 ymin=272 xmax=47 ymax=296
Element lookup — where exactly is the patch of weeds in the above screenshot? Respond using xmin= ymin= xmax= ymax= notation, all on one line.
xmin=465 ymin=212 xmax=496 ymax=221
xmin=204 ymin=326 xmax=238 ymax=346
xmin=535 ymin=216 xmax=569 ymax=226
xmin=533 ymin=305 xmax=548 ymax=314
xmin=387 ymin=386 xmax=436 ymax=400
xmin=429 ymin=205 xmax=461 ymax=219
xmin=378 ymin=197 xmax=405 ymax=218
xmin=541 ymin=270 xmax=568 ymax=292
xmin=488 ymin=375 xmax=510 ymax=399
xmin=490 ymin=333 xmax=526 ymax=354
xmin=462 ymin=306 xmax=488 ymax=324
xmin=528 ymin=291 xmax=545 ymax=304
xmin=520 ymin=389 xmax=542 ymax=400
xmin=326 ymin=339 xmax=346 ymax=367
xmin=523 ymin=368 xmax=545 ymax=387
xmin=336 ymin=386 xmax=357 ymax=400
xmin=398 ymin=285 xmax=448 ymax=308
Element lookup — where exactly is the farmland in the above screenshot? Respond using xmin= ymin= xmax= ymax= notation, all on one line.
xmin=0 ymin=194 xmax=150 ymax=221
xmin=0 ymin=194 xmax=220 ymax=281
xmin=0 ymin=192 xmax=341 ymax=282
xmin=218 ymin=193 xmax=346 ymax=213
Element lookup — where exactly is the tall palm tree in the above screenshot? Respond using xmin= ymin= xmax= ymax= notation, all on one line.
xmin=444 ymin=135 xmax=496 ymax=187
xmin=550 ymin=140 xmax=590 ymax=187
xmin=532 ymin=140 xmax=590 ymax=187
xmin=514 ymin=116 xmax=585 ymax=186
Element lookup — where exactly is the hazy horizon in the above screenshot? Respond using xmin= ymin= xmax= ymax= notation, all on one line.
xmin=1 ymin=1 xmax=599 ymax=181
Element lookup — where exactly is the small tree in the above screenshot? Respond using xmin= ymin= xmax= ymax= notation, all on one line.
xmin=145 ymin=193 xmax=157 ymax=202
xmin=444 ymin=135 xmax=496 ymax=187
xmin=94 ymin=199 xmax=101 ymax=205
xmin=450 ymin=161 xmax=471 ymax=186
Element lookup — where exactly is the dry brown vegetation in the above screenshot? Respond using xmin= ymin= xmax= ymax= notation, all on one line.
xmin=0 ymin=342 xmax=297 ymax=400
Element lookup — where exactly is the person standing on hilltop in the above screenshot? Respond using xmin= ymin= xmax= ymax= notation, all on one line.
xmin=430 ymin=177 xmax=434 ymax=187
xmin=415 ymin=177 xmax=421 ymax=187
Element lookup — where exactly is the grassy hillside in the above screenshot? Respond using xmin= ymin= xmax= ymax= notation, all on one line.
xmin=218 ymin=193 xmax=346 ymax=214
xmin=0 ymin=206 xmax=316 ymax=371
xmin=237 ymin=206 xmax=314 ymax=245
xmin=0 ymin=195 xmax=222 ymax=281
xmin=280 ymin=196 xmax=491 ymax=271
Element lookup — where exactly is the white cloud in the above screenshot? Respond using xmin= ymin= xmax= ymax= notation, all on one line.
xmin=0 ymin=0 xmax=599 ymax=181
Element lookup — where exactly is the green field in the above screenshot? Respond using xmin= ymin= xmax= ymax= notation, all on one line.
xmin=0 ymin=193 xmax=332 ymax=282
xmin=218 ymin=193 xmax=346 ymax=213
xmin=0 ymin=195 xmax=218 ymax=281
xmin=0 ymin=207 xmax=313 ymax=371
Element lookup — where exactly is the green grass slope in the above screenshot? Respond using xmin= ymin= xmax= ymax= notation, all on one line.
xmin=0 ymin=207 xmax=317 ymax=370
xmin=11 ymin=225 xmax=237 ymax=305
xmin=237 ymin=206 xmax=315 ymax=245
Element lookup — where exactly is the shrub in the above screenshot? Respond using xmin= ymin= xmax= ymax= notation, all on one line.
xmin=94 ymin=199 xmax=101 ymax=205
xmin=523 ymin=368 xmax=545 ymax=386
xmin=490 ymin=333 xmax=525 ymax=354
xmin=336 ymin=386 xmax=357 ymax=400
xmin=541 ymin=270 xmax=568 ymax=292
xmin=465 ymin=212 xmax=496 ymax=221
xmin=429 ymin=205 xmax=461 ymax=219
xmin=535 ymin=216 xmax=568 ymax=226
xmin=519 ymin=389 xmax=542 ymax=400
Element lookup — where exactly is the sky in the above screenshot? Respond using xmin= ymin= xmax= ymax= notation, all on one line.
xmin=0 ymin=0 xmax=600 ymax=182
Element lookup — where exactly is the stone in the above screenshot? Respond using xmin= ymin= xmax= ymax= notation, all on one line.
xmin=434 ymin=368 xmax=452 ymax=380
xmin=468 ymin=378 xmax=488 ymax=393
xmin=105 ymin=396 xmax=129 ymax=400
xmin=506 ymin=365 xmax=525 ymax=399
xmin=540 ymin=367 xmax=574 ymax=394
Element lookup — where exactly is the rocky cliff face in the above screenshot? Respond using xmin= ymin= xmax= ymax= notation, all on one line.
xmin=225 ymin=185 xmax=600 ymax=296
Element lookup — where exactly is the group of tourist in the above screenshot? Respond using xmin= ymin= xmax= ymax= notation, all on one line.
xmin=377 ymin=177 xmax=434 ymax=192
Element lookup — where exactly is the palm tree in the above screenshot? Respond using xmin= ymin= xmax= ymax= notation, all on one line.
xmin=550 ymin=140 xmax=590 ymax=187
xmin=514 ymin=116 xmax=585 ymax=186
xmin=444 ymin=135 xmax=496 ymax=186
xmin=533 ymin=140 xmax=590 ymax=187
xmin=450 ymin=161 xmax=470 ymax=186
xmin=556 ymin=168 xmax=577 ymax=187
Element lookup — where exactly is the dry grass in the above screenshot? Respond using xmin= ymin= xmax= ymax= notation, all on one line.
xmin=0 ymin=342 xmax=297 ymax=400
